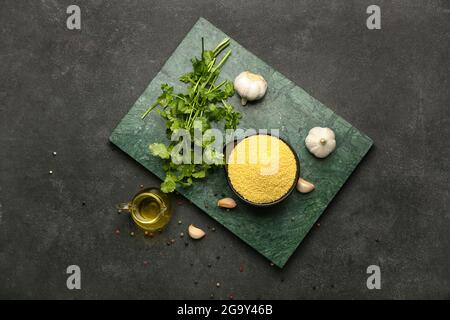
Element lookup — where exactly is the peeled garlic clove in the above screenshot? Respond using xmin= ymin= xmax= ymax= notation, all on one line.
xmin=188 ymin=224 xmax=205 ymax=240
xmin=217 ymin=198 xmax=237 ymax=209
xmin=297 ymin=178 xmax=315 ymax=193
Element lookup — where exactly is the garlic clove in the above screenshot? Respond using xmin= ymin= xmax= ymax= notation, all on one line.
xmin=188 ymin=224 xmax=206 ymax=240
xmin=297 ymin=178 xmax=315 ymax=193
xmin=217 ymin=198 xmax=237 ymax=209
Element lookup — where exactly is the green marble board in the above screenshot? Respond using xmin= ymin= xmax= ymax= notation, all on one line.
xmin=110 ymin=18 xmax=373 ymax=267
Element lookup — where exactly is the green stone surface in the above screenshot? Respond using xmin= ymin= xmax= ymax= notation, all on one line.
xmin=109 ymin=18 xmax=373 ymax=267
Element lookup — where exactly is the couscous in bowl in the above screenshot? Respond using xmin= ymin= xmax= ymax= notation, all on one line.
xmin=225 ymin=134 xmax=300 ymax=207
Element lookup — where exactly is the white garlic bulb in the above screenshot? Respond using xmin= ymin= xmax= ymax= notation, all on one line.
xmin=305 ymin=127 xmax=336 ymax=158
xmin=233 ymin=71 xmax=268 ymax=105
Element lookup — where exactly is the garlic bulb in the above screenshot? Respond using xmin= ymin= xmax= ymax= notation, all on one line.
xmin=234 ymin=71 xmax=267 ymax=105
xmin=305 ymin=127 xmax=336 ymax=158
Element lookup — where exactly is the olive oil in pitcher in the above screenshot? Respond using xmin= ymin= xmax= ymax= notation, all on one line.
xmin=117 ymin=188 xmax=172 ymax=231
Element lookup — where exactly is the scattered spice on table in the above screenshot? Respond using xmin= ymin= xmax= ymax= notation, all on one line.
xmin=216 ymin=282 xmax=220 ymax=288
xmin=49 ymin=170 xmax=53 ymax=174
xmin=143 ymin=261 xmax=148 ymax=266
xmin=52 ymin=151 xmax=57 ymax=156
xmin=130 ymin=232 xmax=135 ymax=237
xmin=239 ymin=265 xmax=244 ymax=273
xmin=180 ymin=232 xmax=184 ymax=238
xmin=178 ymin=220 xmax=182 ymax=225
xmin=115 ymin=229 xmax=120 ymax=235
xmin=228 ymin=294 xmax=235 ymax=300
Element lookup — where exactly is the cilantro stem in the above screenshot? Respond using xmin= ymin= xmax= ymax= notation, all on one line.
xmin=213 ymin=50 xmax=232 ymax=72
xmin=141 ymin=102 xmax=158 ymax=119
xmin=207 ymin=79 xmax=224 ymax=94
xmin=213 ymin=38 xmax=230 ymax=56
xmin=207 ymin=59 xmax=216 ymax=72
xmin=192 ymin=78 xmax=201 ymax=93
xmin=201 ymin=37 xmax=204 ymax=57
xmin=173 ymin=94 xmax=185 ymax=101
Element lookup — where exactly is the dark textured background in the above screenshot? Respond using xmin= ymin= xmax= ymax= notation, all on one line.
xmin=0 ymin=0 xmax=449 ymax=299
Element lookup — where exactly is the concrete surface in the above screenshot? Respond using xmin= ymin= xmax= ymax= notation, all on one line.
xmin=0 ymin=0 xmax=449 ymax=299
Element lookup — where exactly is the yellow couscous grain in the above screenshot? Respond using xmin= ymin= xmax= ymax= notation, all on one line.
xmin=227 ymin=135 xmax=297 ymax=204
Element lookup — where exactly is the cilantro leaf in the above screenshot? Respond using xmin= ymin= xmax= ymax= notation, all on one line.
xmin=192 ymin=170 xmax=206 ymax=178
xmin=161 ymin=174 xmax=177 ymax=193
xmin=149 ymin=143 xmax=170 ymax=159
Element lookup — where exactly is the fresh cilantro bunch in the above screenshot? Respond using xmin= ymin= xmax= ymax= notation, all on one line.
xmin=142 ymin=38 xmax=241 ymax=193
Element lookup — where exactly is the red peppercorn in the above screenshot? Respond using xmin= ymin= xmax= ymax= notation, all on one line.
xmin=115 ymin=229 xmax=120 ymax=235
xmin=239 ymin=265 xmax=244 ymax=273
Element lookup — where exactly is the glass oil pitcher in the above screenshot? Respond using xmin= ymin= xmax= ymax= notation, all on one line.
xmin=117 ymin=187 xmax=172 ymax=231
